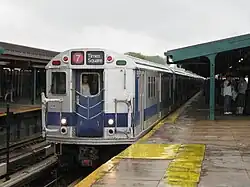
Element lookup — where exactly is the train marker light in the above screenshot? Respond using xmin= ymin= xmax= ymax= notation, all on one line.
xmin=52 ymin=60 xmax=61 ymax=65
xmin=106 ymin=55 xmax=114 ymax=63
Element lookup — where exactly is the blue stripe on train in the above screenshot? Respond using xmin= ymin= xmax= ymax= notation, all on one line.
xmin=144 ymin=104 xmax=158 ymax=121
xmin=47 ymin=102 xmax=164 ymax=127
xmin=104 ymin=113 xmax=127 ymax=127
xmin=47 ymin=112 xmax=76 ymax=126
xmin=47 ymin=112 xmax=128 ymax=127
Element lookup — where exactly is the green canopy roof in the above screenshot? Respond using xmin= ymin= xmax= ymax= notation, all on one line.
xmin=0 ymin=47 xmax=4 ymax=54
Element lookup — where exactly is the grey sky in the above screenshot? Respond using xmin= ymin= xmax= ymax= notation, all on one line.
xmin=0 ymin=0 xmax=250 ymax=56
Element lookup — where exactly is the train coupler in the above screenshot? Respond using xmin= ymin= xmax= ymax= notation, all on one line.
xmin=78 ymin=146 xmax=99 ymax=167
xmin=54 ymin=143 xmax=62 ymax=156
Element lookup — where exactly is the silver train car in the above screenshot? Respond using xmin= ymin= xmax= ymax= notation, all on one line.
xmin=41 ymin=48 xmax=204 ymax=166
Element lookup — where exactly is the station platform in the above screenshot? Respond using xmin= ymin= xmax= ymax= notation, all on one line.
xmin=75 ymin=92 xmax=250 ymax=187
xmin=0 ymin=104 xmax=40 ymax=117
xmin=0 ymin=102 xmax=42 ymax=148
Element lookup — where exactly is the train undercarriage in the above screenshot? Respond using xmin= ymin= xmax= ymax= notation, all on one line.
xmin=54 ymin=143 xmax=128 ymax=168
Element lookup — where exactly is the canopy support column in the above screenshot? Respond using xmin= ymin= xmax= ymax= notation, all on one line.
xmin=32 ymin=68 xmax=37 ymax=105
xmin=207 ymin=54 xmax=216 ymax=120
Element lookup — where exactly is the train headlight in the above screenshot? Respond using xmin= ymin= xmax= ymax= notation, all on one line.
xmin=108 ymin=119 xmax=114 ymax=125
xmin=61 ymin=118 xmax=67 ymax=125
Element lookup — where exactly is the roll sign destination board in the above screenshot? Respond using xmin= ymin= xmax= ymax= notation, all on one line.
xmin=86 ymin=51 xmax=105 ymax=65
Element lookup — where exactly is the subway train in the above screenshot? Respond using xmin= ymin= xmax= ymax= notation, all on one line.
xmin=41 ymin=48 xmax=204 ymax=166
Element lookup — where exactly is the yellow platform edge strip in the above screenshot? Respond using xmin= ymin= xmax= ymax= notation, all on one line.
xmin=116 ymin=143 xmax=181 ymax=160
xmin=75 ymin=92 xmax=201 ymax=187
xmin=165 ymin=144 xmax=206 ymax=187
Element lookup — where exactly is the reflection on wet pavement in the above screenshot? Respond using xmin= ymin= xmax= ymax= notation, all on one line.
xmin=94 ymin=159 xmax=171 ymax=186
xmin=117 ymin=144 xmax=180 ymax=160
xmin=76 ymin=157 xmax=121 ymax=187
xmin=165 ymin=144 xmax=205 ymax=186
xmin=77 ymin=93 xmax=250 ymax=187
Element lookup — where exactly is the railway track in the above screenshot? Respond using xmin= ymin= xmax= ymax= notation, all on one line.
xmin=37 ymin=145 xmax=129 ymax=187
xmin=0 ymin=139 xmax=53 ymax=179
xmin=0 ymin=137 xmax=126 ymax=186
xmin=5 ymin=143 xmax=53 ymax=176
xmin=0 ymin=134 xmax=43 ymax=156
xmin=0 ymin=155 xmax=58 ymax=187
xmin=0 ymin=142 xmax=56 ymax=187
xmin=30 ymin=163 xmax=93 ymax=187
xmin=68 ymin=176 xmax=84 ymax=187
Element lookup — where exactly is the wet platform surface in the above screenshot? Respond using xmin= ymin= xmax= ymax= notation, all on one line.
xmin=76 ymin=92 xmax=250 ymax=187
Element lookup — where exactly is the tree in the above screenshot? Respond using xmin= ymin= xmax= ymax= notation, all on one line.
xmin=125 ymin=52 xmax=146 ymax=60
xmin=125 ymin=52 xmax=165 ymax=64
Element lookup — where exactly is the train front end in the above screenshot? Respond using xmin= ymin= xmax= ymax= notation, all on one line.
xmin=41 ymin=48 xmax=134 ymax=166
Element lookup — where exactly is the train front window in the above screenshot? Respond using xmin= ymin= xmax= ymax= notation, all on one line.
xmin=51 ymin=72 xmax=66 ymax=94
xmin=81 ymin=73 xmax=99 ymax=96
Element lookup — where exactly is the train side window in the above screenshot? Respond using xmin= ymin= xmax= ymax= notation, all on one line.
xmin=153 ymin=77 xmax=156 ymax=97
xmin=147 ymin=76 xmax=157 ymax=99
xmin=147 ymin=77 xmax=151 ymax=98
xmin=51 ymin=72 xmax=66 ymax=95
xmin=81 ymin=73 xmax=99 ymax=96
xmin=150 ymin=77 xmax=152 ymax=98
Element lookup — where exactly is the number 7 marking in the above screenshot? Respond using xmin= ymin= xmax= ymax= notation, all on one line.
xmin=75 ymin=54 xmax=81 ymax=62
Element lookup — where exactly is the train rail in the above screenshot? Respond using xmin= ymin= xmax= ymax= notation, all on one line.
xmin=0 ymin=155 xmax=58 ymax=187
xmin=0 ymin=140 xmax=53 ymax=179
xmin=30 ymin=154 xmax=112 ymax=187
xmin=24 ymin=148 xmax=121 ymax=187
xmin=68 ymin=177 xmax=84 ymax=187
xmin=0 ymin=134 xmax=43 ymax=156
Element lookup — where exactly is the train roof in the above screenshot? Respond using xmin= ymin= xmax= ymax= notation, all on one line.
xmin=48 ymin=48 xmax=204 ymax=79
xmin=125 ymin=55 xmax=172 ymax=73
xmin=126 ymin=55 xmax=203 ymax=78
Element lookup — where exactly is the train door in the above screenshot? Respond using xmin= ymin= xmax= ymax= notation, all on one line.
xmin=75 ymin=70 xmax=104 ymax=137
xmin=168 ymin=74 xmax=172 ymax=108
xmin=138 ymin=71 xmax=145 ymax=131
xmin=156 ymin=74 xmax=160 ymax=116
xmin=0 ymin=67 xmax=2 ymax=97
xmin=173 ymin=74 xmax=177 ymax=107
xmin=170 ymin=74 xmax=174 ymax=105
xmin=158 ymin=73 xmax=162 ymax=117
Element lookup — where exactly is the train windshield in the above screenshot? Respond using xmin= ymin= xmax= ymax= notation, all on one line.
xmin=81 ymin=73 xmax=99 ymax=96
xmin=51 ymin=72 xmax=66 ymax=94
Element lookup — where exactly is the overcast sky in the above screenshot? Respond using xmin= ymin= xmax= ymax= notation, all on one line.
xmin=0 ymin=0 xmax=250 ymax=56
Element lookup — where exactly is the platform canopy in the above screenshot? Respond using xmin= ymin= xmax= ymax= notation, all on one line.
xmin=164 ymin=33 xmax=250 ymax=120
xmin=0 ymin=47 xmax=4 ymax=54
xmin=165 ymin=33 xmax=250 ymax=78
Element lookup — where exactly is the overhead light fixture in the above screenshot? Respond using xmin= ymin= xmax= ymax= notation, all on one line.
xmin=167 ymin=55 xmax=173 ymax=63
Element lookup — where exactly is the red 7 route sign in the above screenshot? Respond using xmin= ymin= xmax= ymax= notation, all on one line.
xmin=71 ymin=51 xmax=84 ymax=64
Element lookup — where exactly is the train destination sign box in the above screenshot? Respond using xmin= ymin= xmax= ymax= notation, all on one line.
xmin=86 ymin=51 xmax=104 ymax=65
